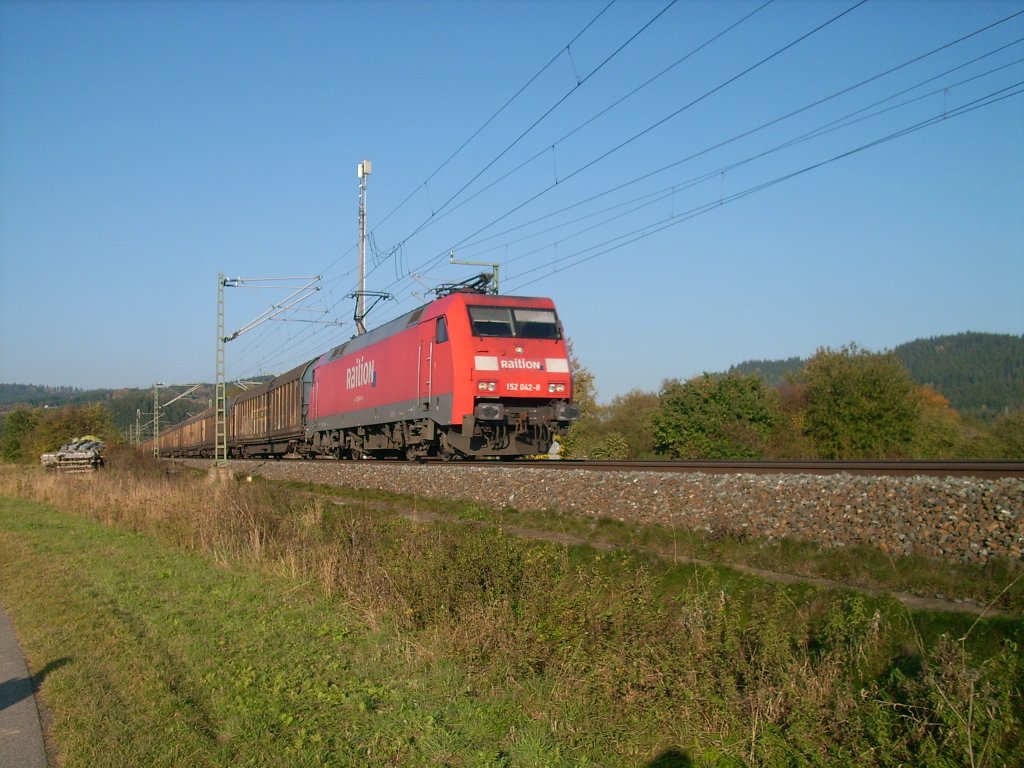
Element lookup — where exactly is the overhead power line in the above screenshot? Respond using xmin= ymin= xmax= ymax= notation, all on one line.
xmin=380 ymin=0 xmax=684 ymax=256
xmin=503 ymin=81 xmax=1024 ymax=293
xmin=227 ymin=6 xmax=1024 ymax=384
xmin=453 ymin=27 xmax=1024 ymax=259
xmin=359 ymin=0 xmax=619 ymax=243
xmin=396 ymin=0 xmax=778 ymax=243
xmin=455 ymin=51 xmax=1024 ymax=270
xmin=395 ymin=0 xmax=871 ymax=285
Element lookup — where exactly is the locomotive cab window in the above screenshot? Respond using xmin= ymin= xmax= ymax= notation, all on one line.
xmin=512 ymin=308 xmax=560 ymax=339
xmin=468 ymin=306 xmax=560 ymax=339
xmin=468 ymin=306 xmax=514 ymax=337
xmin=436 ymin=316 xmax=449 ymax=343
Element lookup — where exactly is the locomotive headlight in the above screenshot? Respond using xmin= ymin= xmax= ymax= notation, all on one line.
xmin=548 ymin=383 xmax=566 ymax=393
xmin=478 ymin=381 xmax=497 ymax=392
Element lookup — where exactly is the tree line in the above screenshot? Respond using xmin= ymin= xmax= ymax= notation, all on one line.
xmin=729 ymin=332 xmax=1024 ymax=422
xmin=0 ymin=403 xmax=120 ymax=463
xmin=2 ymin=342 xmax=1021 ymax=463
xmin=0 ymin=385 xmax=216 ymax=463
xmin=566 ymin=344 xmax=1024 ymax=461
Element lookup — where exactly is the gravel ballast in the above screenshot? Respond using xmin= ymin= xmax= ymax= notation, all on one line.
xmin=199 ymin=461 xmax=1024 ymax=564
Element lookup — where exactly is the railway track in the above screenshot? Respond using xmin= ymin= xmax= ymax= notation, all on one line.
xmin=180 ymin=455 xmax=1024 ymax=479
xmin=444 ymin=458 xmax=1024 ymax=479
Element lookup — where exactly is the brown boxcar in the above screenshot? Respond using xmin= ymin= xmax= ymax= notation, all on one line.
xmin=156 ymin=407 xmax=215 ymax=457
xmin=230 ymin=359 xmax=316 ymax=458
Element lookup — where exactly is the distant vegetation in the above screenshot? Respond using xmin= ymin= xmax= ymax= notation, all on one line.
xmin=0 ymin=381 xmax=257 ymax=460
xmin=726 ymin=356 xmax=804 ymax=387
xmin=0 ymin=383 xmax=111 ymax=409
xmin=2 ymin=333 xmax=1021 ymax=462
xmin=729 ymin=332 xmax=1024 ymax=421
xmin=0 ymin=383 xmax=213 ymax=431
xmin=569 ymin=335 xmax=1024 ymax=461
xmin=894 ymin=332 xmax=1024 ymax=421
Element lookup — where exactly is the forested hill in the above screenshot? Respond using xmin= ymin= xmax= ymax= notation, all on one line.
xmin=725 ymin=357 xmax=804 ymax=388
xmin=894 ymin=333 xmax=1024 ymax=420
xmin=729 ymin=332 xmax=1024 ymax=421
xmin=0 ymin=383 xmax=106 ymax=408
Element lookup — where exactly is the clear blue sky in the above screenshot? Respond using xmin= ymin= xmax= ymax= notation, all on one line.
xmin=2 ymin=0 xmax=1022 ymax=403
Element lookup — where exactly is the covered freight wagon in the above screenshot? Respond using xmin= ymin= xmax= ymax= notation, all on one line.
xmin=230 ymin=359 xmax=316 ymax=458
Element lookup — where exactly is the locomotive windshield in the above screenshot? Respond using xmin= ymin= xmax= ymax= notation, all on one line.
xmin=468 ymin=306 xmax=561 ymax=340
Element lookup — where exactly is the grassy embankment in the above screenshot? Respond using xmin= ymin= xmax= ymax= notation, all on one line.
xmin=0 ymin=452 xmax=1021 ymax=767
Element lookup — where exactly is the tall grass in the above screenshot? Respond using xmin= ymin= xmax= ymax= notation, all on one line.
xmin=1 ymin=453 xmax=1022 ymax=766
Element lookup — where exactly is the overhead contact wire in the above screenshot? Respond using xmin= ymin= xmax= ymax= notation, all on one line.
xmin=506 ymin=82 xmax=1024 ymax=292
xmin=402 ymin=0 xmax=870 ymax=283
xmin=455 ymin=20 xmax=1024 ymax=257
xmin=420 ymin=0 xmax=778 ymax=233
xmin=362 ymin=0 xmax=619 ymax=242
xmin=385 ymin=0 xmax=682 ymax=254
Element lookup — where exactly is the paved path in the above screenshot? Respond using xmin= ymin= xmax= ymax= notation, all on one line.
xmin=0 ymin=603 xmax=47 ymax=768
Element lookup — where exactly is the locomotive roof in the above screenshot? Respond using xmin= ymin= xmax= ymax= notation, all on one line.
xmin=318 ymin=292 xmax=556 ymax=365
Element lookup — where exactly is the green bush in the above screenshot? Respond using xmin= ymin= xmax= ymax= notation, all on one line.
xmin=1 ymin=403 xmax=120 ymax=463
xmin=650 ymin=374 xmax=781 ymax=459
xmin=800 ymin=345 xmax=921 ymax=459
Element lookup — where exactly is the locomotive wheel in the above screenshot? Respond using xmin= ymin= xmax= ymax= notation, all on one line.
xmin=438 ymin=431 xmax=460 ymax=462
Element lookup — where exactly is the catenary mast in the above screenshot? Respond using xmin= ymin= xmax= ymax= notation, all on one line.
xmin=356 ymin=159 xmax=371 ymax=335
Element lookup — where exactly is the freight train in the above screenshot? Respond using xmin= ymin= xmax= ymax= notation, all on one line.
xmin=148 ymin=288 xmax=579 ymax=461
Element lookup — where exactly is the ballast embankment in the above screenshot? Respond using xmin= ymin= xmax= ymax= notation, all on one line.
xmin=187 ymin=461 xmax=1023 ymax=564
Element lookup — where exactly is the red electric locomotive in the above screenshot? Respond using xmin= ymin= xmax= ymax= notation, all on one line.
xmin=307 ymin=290 xmax=579 ymax=459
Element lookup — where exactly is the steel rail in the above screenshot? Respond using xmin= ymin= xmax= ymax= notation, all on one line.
xmin=446 ymin=459 xmax=1024 ymax=479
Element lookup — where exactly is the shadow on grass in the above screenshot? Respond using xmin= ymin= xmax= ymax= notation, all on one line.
xmin=646 ymin=747 xmax=693 ymax=767
xmin=0 ymin=657 xmax=71 ymax=712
